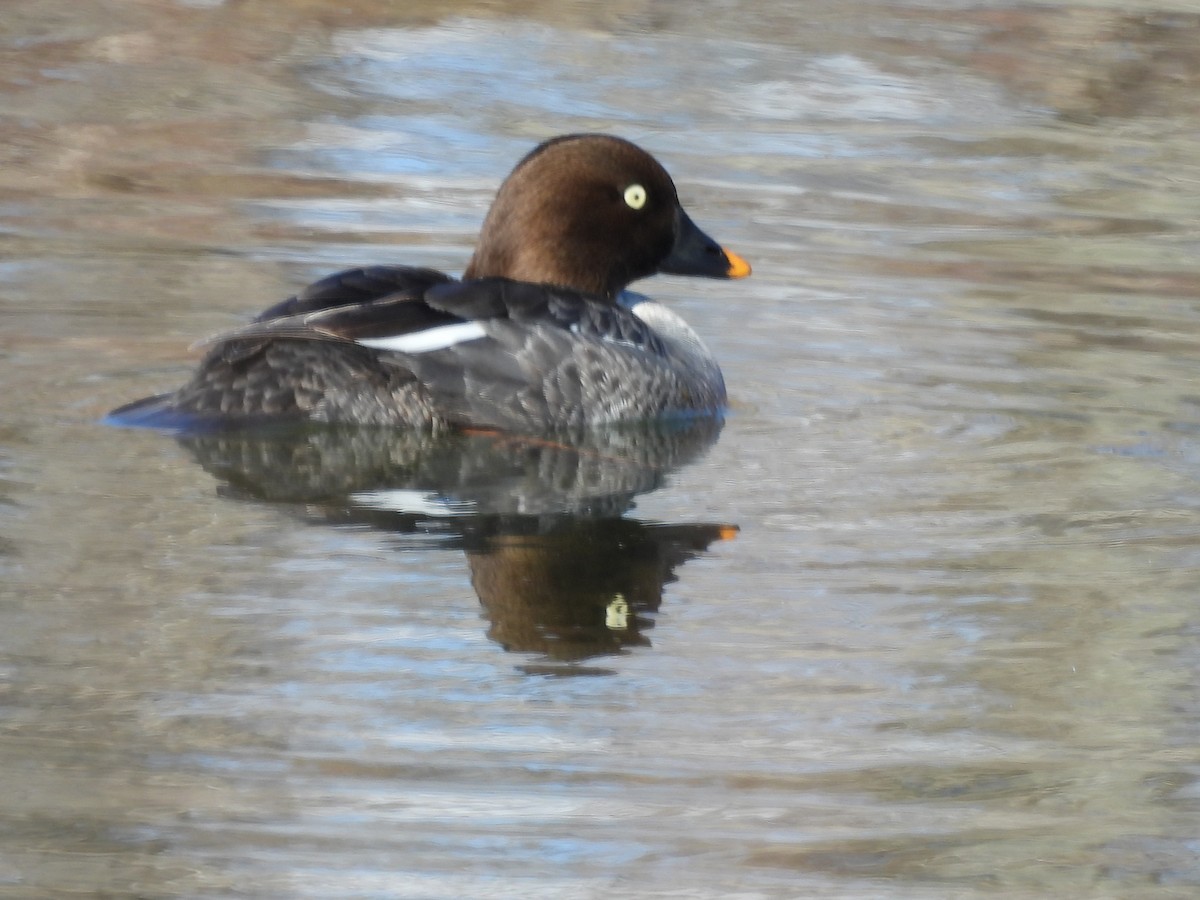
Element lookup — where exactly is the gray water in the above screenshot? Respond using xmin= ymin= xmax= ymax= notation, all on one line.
xmin=3 ymin=0 xmax=1200 ymax=897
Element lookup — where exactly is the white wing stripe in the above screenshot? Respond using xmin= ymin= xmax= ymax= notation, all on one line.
xmin=356 ymin=322 xmax=488 ymax=354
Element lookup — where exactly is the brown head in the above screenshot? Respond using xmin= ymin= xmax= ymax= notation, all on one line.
xmin=463 ymin=134 xmax=750 ymax=298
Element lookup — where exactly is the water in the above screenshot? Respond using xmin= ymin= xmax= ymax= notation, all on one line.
xmin=3 ymin=0 xmax=1200 ymax=896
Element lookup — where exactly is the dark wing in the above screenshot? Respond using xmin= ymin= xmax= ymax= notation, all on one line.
xmin=202 ymin=276 xmax=666 ymax=357
xmin=253 ymin=265 xmax=455 ymax=321
xmin=194 ymin=266 xmax=465 ymax=350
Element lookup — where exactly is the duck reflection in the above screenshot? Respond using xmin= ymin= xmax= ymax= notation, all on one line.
xmin=177 ymin=420 xmax=735 ymax=673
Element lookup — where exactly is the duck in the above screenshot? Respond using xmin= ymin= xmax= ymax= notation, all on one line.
xmin=107 ymin=133 xmax=751 ymax=433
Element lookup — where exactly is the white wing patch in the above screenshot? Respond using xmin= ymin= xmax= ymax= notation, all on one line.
xmin=356 ymin=321 xmax=488 ymax=354
xmin=351 ymin=489 xmax=475 ymax=516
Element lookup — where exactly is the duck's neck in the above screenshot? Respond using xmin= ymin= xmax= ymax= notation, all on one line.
xmin=464 ymin=248 xmax=616 ymax=299
xmin=464 ymin=206 xmax=621 ymax=299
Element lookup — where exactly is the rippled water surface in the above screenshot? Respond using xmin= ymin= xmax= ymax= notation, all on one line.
xmin=4 ymin=1 xmax=1200 ymax=897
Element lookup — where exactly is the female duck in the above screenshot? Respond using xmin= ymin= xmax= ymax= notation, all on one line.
xmin=108 ymin=134 xmax=750 ymax=433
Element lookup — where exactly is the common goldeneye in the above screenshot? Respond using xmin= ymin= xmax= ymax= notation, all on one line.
xmin=107 ymin=134 xmax=751 ymax=433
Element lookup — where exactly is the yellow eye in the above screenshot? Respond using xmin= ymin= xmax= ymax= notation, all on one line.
xmin=623 ymin=184 xmax=647 ymax=210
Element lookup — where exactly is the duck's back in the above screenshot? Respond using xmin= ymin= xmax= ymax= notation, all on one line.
xmin=108 ymin=266 xmax=726 ymax=432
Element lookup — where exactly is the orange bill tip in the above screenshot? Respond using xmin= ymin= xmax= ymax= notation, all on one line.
xmin=723 ymin=248 xmax=752 ymax=279
xmin=717 ymin=524 xmax=740 ymax=541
